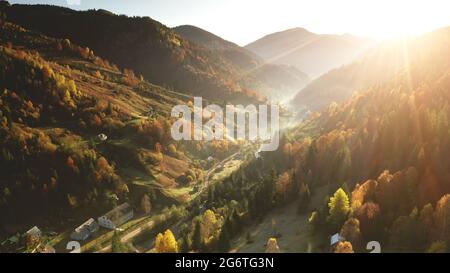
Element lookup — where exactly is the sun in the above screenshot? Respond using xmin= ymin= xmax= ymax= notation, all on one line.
xmin=280 ymin=0 xmax=450 ymax=41
xmin=347 ymin=0 xmax=450 ymax=40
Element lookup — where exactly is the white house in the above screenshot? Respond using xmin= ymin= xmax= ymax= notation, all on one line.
xmin=25 ymin=226 xmax=42 ymax=240
xmin=97 ymin=133 xmax=108 ymax=142
xmin=330 ymin=233 xmax=345 ymax=246
xmin=98 ymin=203 xmax=133 ymax=229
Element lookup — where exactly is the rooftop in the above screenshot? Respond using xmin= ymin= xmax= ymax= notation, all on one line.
xmin=104 ymin=203 xmax=132 ymax=222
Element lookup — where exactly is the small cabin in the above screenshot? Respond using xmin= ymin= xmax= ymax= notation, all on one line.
xmin=70 ymin=218 xmax=99 ymax=241
xmin=25 ymin=226 xmax=42 ymax=241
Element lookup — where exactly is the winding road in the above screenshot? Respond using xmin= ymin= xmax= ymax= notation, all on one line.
xmin=92 ymin=146 xmax=253 ymax=253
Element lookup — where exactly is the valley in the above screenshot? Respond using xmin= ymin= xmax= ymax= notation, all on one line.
xmin=1 ymin=0 xmax=450 ymax=254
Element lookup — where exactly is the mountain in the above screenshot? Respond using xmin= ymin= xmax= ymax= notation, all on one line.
xmin=245 ymin=27 xmax=375 ymax=77
xmin=256 ymin=26 xmax=450 ymax=253
xmin=0 ymin=18 xmax=243 ymax=243
xmin=293 ymin=27 xmax=450 ymax=111
xmin=174 ymin=25 xmax=310 ymax=101
xmin=0 ymin=3 xmax=263 ymax=103
xmin=173 ymin=25 xmax=261 ymax=68
xmin=173 ymin=25 xmax=247 ymax=51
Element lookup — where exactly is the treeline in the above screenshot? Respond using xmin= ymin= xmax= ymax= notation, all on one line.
xmin=151 ymin=150 xmax=312 ymax=253
xmin=0 ymin=18 xmax=242 ymax=243
xmin=1 ymin=2 xmax=264 ymax=103
xmin=280 ymin=33 xmax=450 ymax=252
xmin=0 ymin=21 xmax=168 ymax=235
xmin=0 ymin=45 xmax=131 ymax=230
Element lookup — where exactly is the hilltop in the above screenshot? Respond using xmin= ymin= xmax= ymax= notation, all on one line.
xmin=174 ymin=25 xmax=310 ymax=100
xmin=1 ymin=2 xmax=263 ymax=103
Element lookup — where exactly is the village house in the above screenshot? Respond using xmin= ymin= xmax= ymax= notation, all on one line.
xmin=24 ymin=226 xmax=42 ymax=248
xmin=70 ymin=218 xmax=99 ymax=241
xmin=330 ymin=233 xmax=346 ymax=252
xmin=25 ymin=226 xmax=42 ymax=242
xmin=98 ymin=203 xmax=134 ymax=229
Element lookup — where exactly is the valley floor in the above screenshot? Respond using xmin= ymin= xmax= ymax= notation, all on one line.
xmin=231 ymin=185 xmax=329 ymax=253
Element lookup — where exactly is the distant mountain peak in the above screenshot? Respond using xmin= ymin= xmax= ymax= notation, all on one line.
xmin=245 ymin=27 xmax=375 ymax=77
xmin=173 ymin=25 xmax=311 ymax=100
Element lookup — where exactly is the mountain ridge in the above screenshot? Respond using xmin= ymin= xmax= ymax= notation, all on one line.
xmin=245 ymin=27 xmax=375 ymax=77
xmin=1 ymin=3 xmax=265 ymax=103
xmin=292 ymin=26 xmax=450 ymax=112
xmin=173 ymin=24 xmax=310 ymax=100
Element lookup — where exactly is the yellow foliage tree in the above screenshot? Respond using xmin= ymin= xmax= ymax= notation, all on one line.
xmin=265 ymin=238 xmax=281 ymax=253
xmin=155 ymin=229 xmax=178 ymax=253
xmin=328 ymin=188 xmax=350 ymax=229
xmin=201 ymin=209 xmax=218 ymax=242
xmin=334 ymin=241 xmax=354 ymax=253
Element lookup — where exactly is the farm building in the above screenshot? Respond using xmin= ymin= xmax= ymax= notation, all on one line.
xmin=98 ymin=203 xmax=134 ymax=229
xmin=25 ymin=226 xmax=42 ymax=241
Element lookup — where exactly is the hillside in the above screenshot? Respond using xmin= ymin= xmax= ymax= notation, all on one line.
xmin=174 ymin=24 xmax=262 ymax=71
xmin=0 ymin=2 xmax=263 ymax=103
xmin=174 ymin=25 xmax=310 ymax=101
xmin=159 ymin=26 xmax=450 ymax=253
xmin=1 ymin=0 xmax=450 ymax=254
xmin=0 ymin=20 xmax=239 ymax=245
xmin=251 ymin=26 xmax=450 ymax=253
xmin=174 ymin=25 xmax=242 ymax=51
xmin=293 ymin=27 xmax=450 ymax=111
xmin=245 ymin=27 xmax=375 ymax=77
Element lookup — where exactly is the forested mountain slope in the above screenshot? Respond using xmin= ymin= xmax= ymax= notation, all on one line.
xmin=267 ymin=26 xmax=450 ymax=252
xmin=293 ymin=27 xmax=450 ymax=111
xmin=1 ymin=2 xmax=262 ymax=103
xmin=174 ymin=25 xmax=310 ymax=100
xmin=0 ymin=20 xmax=237 ymax=240
xmin=245 ymin=27 xmax=374 ymax=77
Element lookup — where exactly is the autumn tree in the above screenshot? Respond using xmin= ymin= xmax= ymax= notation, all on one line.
xmin=66 ymin=156 xmax=76 ymax=171
xmin=218 ymin=220 xmax=231 ymax=253
xmin=427 ymin=241 xmax=447 ymax=253
xmin=168 ymin=143 xmax=177 ymax=156
xmin=179 ymin=232 xmax=192 ymax=253
xmin=275 ymin=171 xmax=292 ymax=202
xmin=265 ymin=238 xmax=280 ymax=253
xmin=328 ymin=188 xmax=350 ymax=230
xmin=297 ymin=182 xmax=311 ymax=213
xmin=95 ymin=156 xmax=115 ymax=183
xmin=355 ymin=201 xmax=381 ymax=241
xmin=434 ymin=194 xmax=450 ymax=242
xmin=351 ymin=180 xmax=377 ymax=212
xmin=201 ymin=209 xmax=219 ymax=244
xmin=111 ymin=231 xmax=128 ymax=253
xmin=334 ymin=241 xmax=354 ymax=253
xmin=308 ymin=211 xmax=320 ymax=233
xmin=340 ymin=218 xmax=362 ymax=250
xmin=389 ymin=208 xmax=421 ymax=251
xmin=192 ymin=218 xmax=203 ymax=251
xmin=62 ymin=38 xmax=71 ymax=50
xmin=155 ymin=229 xmax=178 ymax=253
xmin=154 ymin=142 xmax=163 ymax=154
xmin=0 ymin=10 xmax=6 ymax=26
xmin=141 ymin=194 xmax=151 ymax=214
xmin=419 ymin=203 xmax=435 ymax=243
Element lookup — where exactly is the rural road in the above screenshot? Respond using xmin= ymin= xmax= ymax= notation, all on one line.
xmin=95 ymin=220 xmax=155 ymax=253
xmin=92 ymin=147 xmax=251 ymax=253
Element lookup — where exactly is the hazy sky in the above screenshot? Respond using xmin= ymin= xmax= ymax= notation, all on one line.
xmin=8 ymin=0 xmax=450 ymax=46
